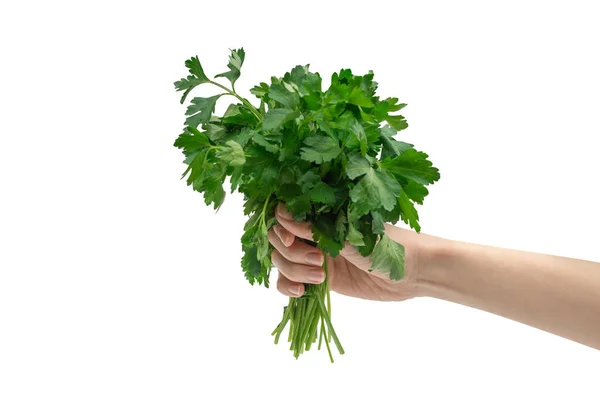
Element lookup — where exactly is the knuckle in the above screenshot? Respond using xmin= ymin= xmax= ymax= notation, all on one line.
xmin=286 ymin=263 xmax=308 ymax=282
xmin=277 ymin=242 xmax=300 ymax=262
xmin=272 ymin=250 xmax=313 ymax=283
xmin=287 ymin=242 xmax=312 ymax=263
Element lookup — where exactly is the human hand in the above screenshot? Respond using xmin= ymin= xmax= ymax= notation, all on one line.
xmin=269 ymin=203 xmax=427 ymax=302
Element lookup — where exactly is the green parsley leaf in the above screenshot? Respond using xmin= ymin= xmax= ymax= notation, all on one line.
xmin=242 ymin=246 xmax=264 ymax=285
xmin=182 ymin=149 xmax=208 ymax=189
xmin=204 ymin=123 xmax=227 ymax=142
xmin=347 ymin=222 xmax=365 ymax=246
xmin=346 ymin=153 xmax=371 ymax=179
xmin=216 ymin=140 xmax=246 ymax=167
xmin=386 ymin=114 xmax=408 ymax=131
xmin=355 ymin=217 xmax=378 ymax=256
xmin=185 ymin=95 xmax=222 ymax=128
xmin=174 ymin=56 xmax=210 ymax=103
xmin=371 ymin=211 xmax=385 ymax=234
xmin=221 ymin=104 xmax=256 ymax=125
xmin=398 ymin=190 xmax=421 ymax=232
xmin=173 ymin=126 xmax=210 ymax=152
xmin=186 ymin=56 xmax=210 ymax=82
xmin=403 ymin=180 xmax=429 ymax=205
xmin=380 ymin=149 xmax=440 ymax=185
xmin=286 ymin=194 xmax=311 ymax=220
xmin=349 ymin=168 xmax=401 ymax=216
xmin=335 ymin=211 xmax=348 ymax=243
xmin=310 ymin=181 xmax=336 ymax=206
xmin=229 ymin=127 xmax=255 ymax=147
xmin=370 ymin=234 xmax=405 ymax=281
xmin=297 ymin=170 xmax=321 ymax=193
xmin=350 ymin=120 xmax=368 ymax=156
xmin=256 ymin=223 xmax=270 ymax=260
xmin=215 ymin=48 xmax=245 ymax=86
xmin=250 ymin=82 xmax=270 ymax=99
xmin=230 ymin=166 xmax=243 ymax=193
xmin=268 ymin=80 xmax=300 ymax=109
xmin=202 ymin=171 xmax=226 ymax=210
xmin=373 ymin=98 xmax=407 ymax=121
xmin=312 ymin=216 xmax=344 ymax=257
xmin=386 ymin=98 xmax=407 ymax=112
xmin=348 ymin=86 xmax=374 ymax=107
xmin=252 ymin=133 xmax=279 ymax=154
xmin=380 ymin=125 xmax=414 ymax=159
xmin=262 ymin=108 xmax=300 ymax=130
xmin=300 ymin=136 xmax=341 ymax=164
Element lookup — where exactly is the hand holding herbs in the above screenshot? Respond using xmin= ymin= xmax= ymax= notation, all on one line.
xmin=173 ymin=49 xmax=440 ymax=361
xmin=271 ymin=202 xmax=423 ymax=302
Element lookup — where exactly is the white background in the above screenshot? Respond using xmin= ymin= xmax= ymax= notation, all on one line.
xmin=1 ymin=1 xmax=599 ymax=399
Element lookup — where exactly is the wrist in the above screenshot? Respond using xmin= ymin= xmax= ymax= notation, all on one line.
xmin=413 ymin=233 xmax=461 ymax=299
xmin=383 ymin=223 xmax=460 ymax=299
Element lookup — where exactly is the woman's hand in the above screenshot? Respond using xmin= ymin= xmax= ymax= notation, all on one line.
xmin=268 ymin=203 xmax=428 ymax=301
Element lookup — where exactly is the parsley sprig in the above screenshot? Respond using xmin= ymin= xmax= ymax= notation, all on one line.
xmin=174 ymin=49 xmax=440 ymax=361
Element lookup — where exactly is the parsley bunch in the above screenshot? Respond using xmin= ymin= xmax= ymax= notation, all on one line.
xmin=174 ymin=49 xmax=440 ymax=361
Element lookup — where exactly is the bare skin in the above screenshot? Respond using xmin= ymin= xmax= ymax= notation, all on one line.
xmin=270 ymin=203 xmax=600 ymax=350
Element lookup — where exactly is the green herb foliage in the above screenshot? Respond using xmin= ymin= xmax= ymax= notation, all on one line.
xmin=174 ymin=49 xmax=440 ymax=360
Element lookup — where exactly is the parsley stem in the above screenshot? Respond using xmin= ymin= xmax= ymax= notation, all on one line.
xmin=318 ymin=317 xmax=325 ymax=350
xmin=259 ymin=191 xmax=274 ymax=229
xmin=300 ymin=297 xmax=317 ymax=346
xmin=288 ymin=299 xmax=295 ymax=343
xmin=272 ymin=304 xmax=291 ymax=344
xmin=304 ymin=307 xmax=320 ymax=351
xmin=324 ymin=255 xmax=332 ymax=343
xmin=271 ymin=244 xmax=343 ymax=361
xmin=209 ymin=80 xmax=263 ymax=122
xmin=316 ymin=290 xmax=344 ymax=355
xmin=322 ymin=319 xmax=334 ymax=363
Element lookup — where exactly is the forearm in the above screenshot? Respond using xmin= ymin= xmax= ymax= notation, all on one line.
xmin=416 ymin=234 xmax=600 ymax=349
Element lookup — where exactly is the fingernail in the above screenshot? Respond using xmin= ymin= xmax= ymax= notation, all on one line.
xmin=305 ymin=252 xmax=324 ymax=266
xmin=289 ymin=285 xmax=302 ymax=296
xmin=274 ymin=225 xmax=293 ymax=246
xmin=273 ymin=224 xmax=283 ymax=239
xmin=277 ymin=203 xmax=293 ymax=220
xmin=307 ymin=269 xmax=325 ymax=284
